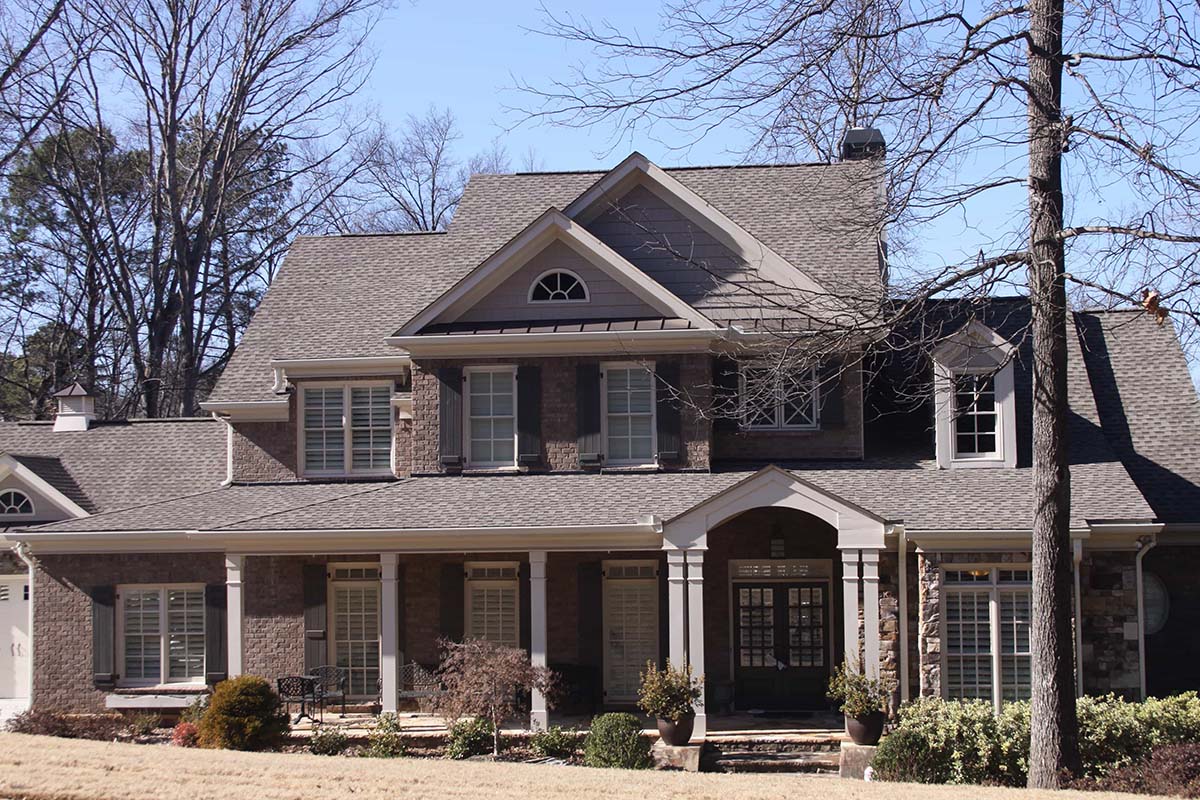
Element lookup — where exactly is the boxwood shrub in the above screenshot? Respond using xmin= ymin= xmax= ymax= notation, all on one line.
xmin=196 ymin=676 xmax=289 ymax=751
xmin=583 ymin=713 xmax=652 ymax=769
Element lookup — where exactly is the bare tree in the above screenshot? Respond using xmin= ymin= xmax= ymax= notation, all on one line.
xmin=524 ymin=0 xmax=1200 ymax=786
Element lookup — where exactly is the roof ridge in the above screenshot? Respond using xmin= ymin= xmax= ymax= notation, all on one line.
xmin=213 ymin=479 xmax=407 ymax=530
xmin=507 ymin=161 xmax=842 ymax=177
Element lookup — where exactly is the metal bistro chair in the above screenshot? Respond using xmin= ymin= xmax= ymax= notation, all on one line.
xmin=309 ymin=665 xmax=348 ymax=718
xmin=399 ymin=662 xmax=442 ymax=714
xmin=277 ymin=675 xmax=320 ymax=724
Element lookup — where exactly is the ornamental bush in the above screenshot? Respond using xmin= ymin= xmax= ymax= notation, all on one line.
xmin=530 ymin=725 xmax=578 ymax=760
xmin=308 ymin=725 xmax=350 ymax=756
xmin=196 ymin=676 xmax=289 ymax=751
xmin=637 ymin=661 xmax=702 ymax=724
xmin=582 ymin=713 xmax=652 ymax=770
xmin=1071 ymin=743 xmax=1200 ymax=797
xmin=363 ymin=713 xmax=408 ymax=758
xmin=171 ymin=721 xmax=199 ymax=748
xmin=446 ymin=717 xmax=495 ymax=759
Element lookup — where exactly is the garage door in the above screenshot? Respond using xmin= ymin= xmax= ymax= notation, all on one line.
xmin=0 ymin=576 xmax=30 ymax=699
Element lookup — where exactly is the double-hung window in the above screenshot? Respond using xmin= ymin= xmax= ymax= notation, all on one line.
xmin=943 ymin=567 xmax=1032 ymax=707
xmin=603 ymin=363 xmax=655 ymax=465
xmin=952 ymin=373 xmax=999 ymax=458
xmin=466 ymin=367 xmax=516 ymax=467
xmin=465 ymin=562 xmax=519 ymax=648
xmin=740 ymin=364 xmax=819 ymax=430
xmin=301 ymin=382 xmax=393 ymax=477
xmin=118 ymin=585 xmax=205 ymax=685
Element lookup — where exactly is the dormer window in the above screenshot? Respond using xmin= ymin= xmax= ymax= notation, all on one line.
xmin=529 ymin=269 xmax=588 ymax=303
xmin=932 ymin=321 xmax=1017 ymax=469
xmin=299 ymin=381 xmax=394 ymax=477
xmin=0 ymin=489 xmax=33 ymax=516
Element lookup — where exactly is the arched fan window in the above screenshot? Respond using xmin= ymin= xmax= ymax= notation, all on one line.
xmin=0 ymin=489 xmax=34 ymax=515
xmin=529 ymin=270 xmax=589 ymax=303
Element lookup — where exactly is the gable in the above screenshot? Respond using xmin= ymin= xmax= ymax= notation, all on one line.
xmin=456 ymin=238 xmax=661 ymax=324
xmin=0 ymin=454 xmax=90 ymax=522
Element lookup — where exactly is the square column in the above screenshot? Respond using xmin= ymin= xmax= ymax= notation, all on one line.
xmin=862 ymin=549 xmax=881 ymax=680
xmin=841 ymin=549 xmax=861 ymax=672
xmin=380 ymin=553 xmax=400 ymax=713
xmin=666 ymin=550 xmax=687 ymax=668
xmin=685 ymin=549 xmax=706 ymax=742
xmin=225 ymin=555 xmax=245 ymax=677
xmin=529 ymin=550 xmax=549 ymax=730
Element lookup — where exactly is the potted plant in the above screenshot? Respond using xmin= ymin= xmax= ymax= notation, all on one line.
xmin=637 ymin=661 xmax=703 ymax=746
xmin=827 ymin=661 xmax=893 ymax=746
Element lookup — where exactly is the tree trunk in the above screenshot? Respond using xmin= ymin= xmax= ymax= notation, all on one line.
xmin=1026 ymin=0 xmax=1080 ymax=787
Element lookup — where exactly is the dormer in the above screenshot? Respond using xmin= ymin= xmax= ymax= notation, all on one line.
xmin=932 ymin=320 xmax=1017 ymax=469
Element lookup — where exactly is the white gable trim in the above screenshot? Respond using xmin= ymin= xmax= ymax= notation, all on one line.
xmin=564 ymin=152 xmax=831 ymax=299
xmin=931 ymin=319 xmax=1016 ymax=368
xmin=0 ymin=453 xmax=90 ymax=519
xmin=395 ymin=208 xmax=716 ymax=336
xmin=662 ymin=464 xmax=888 ymax=550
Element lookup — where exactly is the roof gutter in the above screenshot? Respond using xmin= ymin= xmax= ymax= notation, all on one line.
xmin=386 ymin=327 xmax=730 ymax=358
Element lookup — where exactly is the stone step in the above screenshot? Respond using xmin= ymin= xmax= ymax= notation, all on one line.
xmin=704 ymin=737 xmax=843 ymax=754
xmin=703 ymin=750 xmax=841 ymax=774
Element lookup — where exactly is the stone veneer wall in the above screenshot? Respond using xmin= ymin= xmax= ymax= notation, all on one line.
xmin=1079 ymin=549 xmax=1140 ymax=698
xmin=409 ymin=354 xmax=712 ymax=474
xmin=877 ymin=551 xmax=900 ymax=711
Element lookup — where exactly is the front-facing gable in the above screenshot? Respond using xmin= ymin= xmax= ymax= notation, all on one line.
xmin=393 ymin=207 xmax=717 ymax=338
xmin=0 ymin=453 xmax=90 ymax=522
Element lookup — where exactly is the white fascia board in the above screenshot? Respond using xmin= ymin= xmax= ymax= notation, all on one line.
xmin=396 ymin=208 xmax=714 ymax=335
xmin=199 ymin=399 xmax=290 ymax=422
xmin=386 ymin=327 xmax=726 ymax=358
xmin=0 ymin=454 xmax=90 ymax=519
xmin=564 ymin=153 xmax=833 ymax=301
xmin=931 ymin=320 xmax=1016 ymax=365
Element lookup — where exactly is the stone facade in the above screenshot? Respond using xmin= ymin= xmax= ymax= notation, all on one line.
xmin=1079 ymin=549 xmax=1140 ymax=697
xmin=877 ymin=551 xmax=900 ymax=711
xmin=32 ymin=553 xmax=226 ymax=712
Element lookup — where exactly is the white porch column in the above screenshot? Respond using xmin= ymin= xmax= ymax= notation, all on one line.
xmin=225 ymin=554 xmax=245 ymax=677
xmin=380 ymin=553 xmax=400 ymax=714
xmin=666 ymin=550 xmax=687 ymax=668
xmin=685 ymin=549 xmax=706 ymax=742
xmin=862 ymin=549 xmax=881 ymax=680
xmin=841 ymin=549 xmax=861 ymax=672
xmin=529 ymin=550 xmax=549 ymax=730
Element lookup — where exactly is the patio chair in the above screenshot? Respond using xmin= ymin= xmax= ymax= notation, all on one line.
xmin=277 ymin=675 xmax=320 ymax=724
xmin=309 ymin=665 xmax=348 ymax=717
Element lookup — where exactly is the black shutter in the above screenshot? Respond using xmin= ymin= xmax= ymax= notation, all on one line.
xmin=713 ymin=356 xmax=740 ymax=433
xmin=90 ymin=586 xmax=116 ymax=689
xmin=577 ymin=562 xmax=603 ymax=706
xmin=819 ymin=359 xmax=845 ymax=428
xmin=517 ymin=365 xmax=542 ymax=466
xmin=655 ymin=360 xmax=681 ymax=462
xmin=204 ymin=584 xmax=228 ymax=685
xmin=438 ymin=366 xmax=464 ymax=468
xmin=658 ymin=559 xmax=669 ymax=668
xmin=303 ymin=564 xmax=328 ymax=672
xmin=519 ymin=561 xmax=532 ymax=653
xmin=576 ymin=363 xmax=602 ymax=466
xmin=439 ymin=562 xmax=465 ymax=642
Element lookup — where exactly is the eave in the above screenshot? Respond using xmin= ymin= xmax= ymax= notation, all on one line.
xmin=386 ymin=327 xmax=730 ymax=358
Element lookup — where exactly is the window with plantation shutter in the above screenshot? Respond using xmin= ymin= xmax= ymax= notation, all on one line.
xmin=300 ymin=382 xmax=394 ymax=477
xmin=119 ymin=585 xmax=205 ymax=685
xmin=942 ymin=567 xmax=1032 ymax=707
xmin=465 ymin=563 xmax=519 ymax=648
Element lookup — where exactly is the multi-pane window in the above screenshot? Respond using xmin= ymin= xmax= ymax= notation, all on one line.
xmin=0 ymin=489 xmax=33 ymax=515
xmin=120 ymin=586 xmax=205 ymax=684
xmin=604 ymin=365 xmax=655 ymax=464
xmin=953 ymin=373 xmax=999 ymax=457
xmin=333 ymin=582 xmax=380 ymax=696
xmin=943 ymin=567 xmax=1032 ymax=706
xmin=466 ymin=563 xmax=519 ymax=648
xmin=466 ymin=369 xmax=516 ymax=467
xmin=740 ymin=364 xmax=819 ymax=430
xmin=301 ymin=383 xmax=393 ymax=476
xmin=529 ymin=270 xmax=588 ymax=302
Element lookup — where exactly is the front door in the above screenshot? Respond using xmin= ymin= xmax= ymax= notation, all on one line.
xmin=733 ymin=581 xmax=829 ymax=710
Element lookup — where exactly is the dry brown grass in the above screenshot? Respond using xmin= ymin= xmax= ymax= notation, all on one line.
xmin=0 ymin=732 xmax=1154 ymax=800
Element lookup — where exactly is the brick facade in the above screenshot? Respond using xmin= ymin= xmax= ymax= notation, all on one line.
xmin=32 ymin=553 xmax=225 ymax=712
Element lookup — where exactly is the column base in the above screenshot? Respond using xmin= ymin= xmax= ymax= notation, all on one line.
xmin=689 ymin=711 xmax=707 ymax=743
xmin=530 ymin=709 xmax=549 ymax=730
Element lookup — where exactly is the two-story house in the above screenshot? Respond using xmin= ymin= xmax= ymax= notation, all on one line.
xmin=4 ymin=139 xmax=1200 ymax=739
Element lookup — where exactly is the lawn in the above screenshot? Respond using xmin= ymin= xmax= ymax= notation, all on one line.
xmin=0 ymin=733 xmax=1154 ymax=800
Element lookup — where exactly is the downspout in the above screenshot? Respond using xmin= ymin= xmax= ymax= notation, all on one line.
xmin=1073 ymin=539 xmax=1083 ymax=697
xmin=898 ymin=528 xmax=910 ymax=703
xmin=215 ymin=412 xmax=233 ymax=487
xmin=12 ymin=542 xmax=35 ymax=708
xmin=1135 ymin=535 xmax=1158 ymax=700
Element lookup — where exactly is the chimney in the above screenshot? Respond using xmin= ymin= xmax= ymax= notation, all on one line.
xmin=52 ymin=382 xmax=96 ymax=432
xmin=840 ymin=126 xmax=886 ymax=160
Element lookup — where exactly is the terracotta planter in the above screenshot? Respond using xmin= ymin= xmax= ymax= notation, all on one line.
xmin=657 ymin=712 xmax=695 ymax=746
xmin=846 ymin=710 xmax=886 ymax=746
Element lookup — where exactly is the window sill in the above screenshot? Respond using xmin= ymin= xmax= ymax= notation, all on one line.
xmin=949 ymin=456 xmax=1007 ymax=469
xmin=106 ymin=688 xmax=207 ymax=710
xmin=737 ymin=427 xmax=822 ymax=435
xmin=113 ymin=683 xmax=208 ymax=693
xmin=601 ymin=464 xmax=660 ymax=474
xmin=461 ymin=466 xmax=521 ymax=475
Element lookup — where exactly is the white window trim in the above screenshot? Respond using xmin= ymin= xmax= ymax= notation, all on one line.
xmin=327 ymin=561 xmax=382 ymax=699
xmin=934 ymin=360 xmax=1017 ymax=469
xmin=527 ymin=268 xmax=591 ymax=304
xmin=939 ymin=565 xmax=1032 ymax=711
xmin=116 ymin=583 xmax=206 ymax=688
xmin=0 ymin=488 xmax=36 ymax=518
xmin=464 ymin=561 xmax=521 ymax=648
xmin=737 ymin=363 xmax=821 ymax=432
xmin=297 ymin=380 xmax=395 ymax=479
xmin=463 ymin=366 xmax=519 ymax=470
xmin=601 ymin=361 xmax=658 ymax=467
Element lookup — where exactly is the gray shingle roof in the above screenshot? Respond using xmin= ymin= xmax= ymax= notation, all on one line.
xmin=1077 ymin=310 xmax=1200 ymax=523
xmin=0 ymin=418 xmax=225 ymax=514
xmin=209 ymin=160 xmax=882 ymax=404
